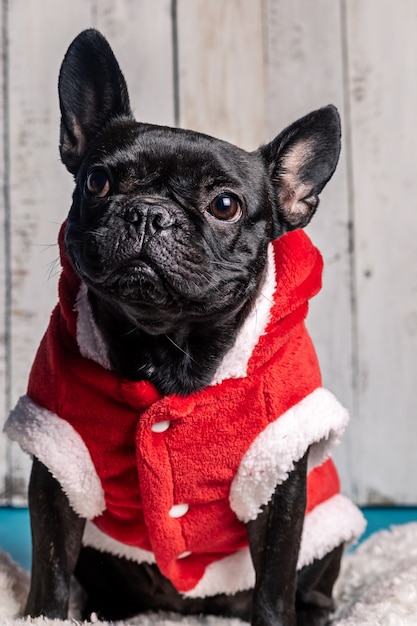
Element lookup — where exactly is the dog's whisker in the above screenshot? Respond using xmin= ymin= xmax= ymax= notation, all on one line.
xmin=122 ymin=326 xmax=139 ymax=338
xmin=260 ymin=291 xmax=275 ymax=306
xmin=43 ymin=270 xmax=61 ymax=284
xmin=32 ymin=242 xmax=59 ymax=253
xmin=210 ymin=260 xmax=244 ymax=272
xmin=43 ymin=257 xmax=61 ymax=283
xmin=164 ymin=334 xmax=196 ymax=363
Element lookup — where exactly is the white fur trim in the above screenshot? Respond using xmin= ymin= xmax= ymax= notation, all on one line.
xmin=184 ymin=548 xmax=255 ymax=598
xmin=4 ymin=396 xmax=105 ymax=519
xmin=75 ymin=244 xmax=276 ymax=385
xmin=83 ymin=496 xmax=363 ymax=598
xmin=210 ymin=243 xmax=276 ymax=385
xmin=75 ymin=281 xmax=111 ymax=369
xmin=82 ymin=521 xmax=156 ymax=564
xmin=74 ymin=245 xmax=276 ymax=382
xmin=229 ymin=388 xmax=349 ymax=523
xmin=184 ymin=494 xmax=365 ymax=598
xmin=82 ymin=497 xmax=364 ymax=598
xmin=298 ymin=494 xmax=366 ymax=569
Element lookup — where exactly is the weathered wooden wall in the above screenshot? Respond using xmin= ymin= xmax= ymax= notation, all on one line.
xmin=0 ymin=0 xmax=416 ymax=505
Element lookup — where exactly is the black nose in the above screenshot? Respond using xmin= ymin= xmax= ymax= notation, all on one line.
xmin=124 ymin=204 xmax=175 ymax=235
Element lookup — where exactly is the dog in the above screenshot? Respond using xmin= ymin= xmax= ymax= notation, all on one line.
xmin=4 ymin=29 xmax=365 ymax=626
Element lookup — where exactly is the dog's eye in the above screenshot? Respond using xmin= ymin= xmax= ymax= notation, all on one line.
xmin=209 ymin=194 xmax=242 ymax=222
xmin=86 ymin=170 xmax=110 ymax=198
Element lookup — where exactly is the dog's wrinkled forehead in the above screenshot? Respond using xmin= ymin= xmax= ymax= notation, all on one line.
xmin=81 ymin=120 xmax=264 ymax=201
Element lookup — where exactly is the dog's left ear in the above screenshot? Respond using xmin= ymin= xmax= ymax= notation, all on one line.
xmin=58 ymin=29 xmax=133 ymax=175
xmin=259 ymin=105 xmax=341 ymax=236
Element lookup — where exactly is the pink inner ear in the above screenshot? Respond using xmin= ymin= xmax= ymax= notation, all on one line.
xmin=70 ymin=115 xmax=87 ymax=156
xmin=276 ymin=139 xmax=316 ymax=225
xmin=278 ymin=180 xmax=313 ymax=225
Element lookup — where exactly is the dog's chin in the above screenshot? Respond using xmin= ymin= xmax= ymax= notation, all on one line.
xmin=81 ymin=262 xmax=247 ymax=335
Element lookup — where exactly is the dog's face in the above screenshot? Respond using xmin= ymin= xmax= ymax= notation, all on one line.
xmin=65 ymin=122 xmax=272 ymax=335
xmin=58 ymin=30 xmax=341 ymax=392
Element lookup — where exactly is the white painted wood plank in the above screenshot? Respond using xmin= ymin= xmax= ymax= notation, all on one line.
xmin=4 ymin=0 xmax=414 ymax=508
xmin=346 ymin=0 xmax=417 ymax=504
xmin=264 ymin=0 xmax=357 ymax=498
xmin=0 ymin=5 xmax=9 ymax=501
xmin=177 ymin=0 xmax=266 ymax=150
xmin=6 ymin=1 xmax=93 ymax=502
xmin=2 ymin=3 xmax=174 ymax=502
xmin=94 ymin=0 xmax=175 ymax=127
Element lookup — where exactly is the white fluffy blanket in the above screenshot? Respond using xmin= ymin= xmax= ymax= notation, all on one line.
xmin=1 ymin=523 xmax=417 ymax=625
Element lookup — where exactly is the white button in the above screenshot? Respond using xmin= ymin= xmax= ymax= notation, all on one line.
xmin=178 ymin=551 xmax=192 ymax=560
xmin=151 ymin=421 xmax=170 ymax=433
xmin=169 ymin=503 xmax=189 ymax=518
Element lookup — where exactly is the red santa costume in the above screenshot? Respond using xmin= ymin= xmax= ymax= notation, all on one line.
xmin=5 ymin=225 xmax=365 ymax=598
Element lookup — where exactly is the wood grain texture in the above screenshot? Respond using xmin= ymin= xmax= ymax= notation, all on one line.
xmin=345 ymin=0 xmax=417 ymax=504
xmin=94 ymin=0 xmax=175 ymax=127
xmin=1 ymin=0 xmax=175 ymax=501
xmin=264 ymin=0 xmax=357 ymax=498
xmin=177 ymin=0 xmax=266 ymax=150
xmin=6 ymin=0 xmax=93 ymax=501
xmin=0 ymin=1 xmax=9 ymax=500
xmin=0 ymin=1 xmax=416 ymax=506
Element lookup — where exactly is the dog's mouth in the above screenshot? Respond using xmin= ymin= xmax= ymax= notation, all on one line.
xmin=64 ymin=207 xmax=260 ymax=333
xmin=76 ymin=254 xmax=181 ymax=302
xmin=114 ymin=257 xmax=168 ymax=293
xmin=69 ymin=242 xmax=249 ymax=330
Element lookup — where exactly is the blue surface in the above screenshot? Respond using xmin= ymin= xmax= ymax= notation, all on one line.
xmin=1 ymin=506 xmax=417 ymax=571
xmin=0 ymin=507 xmax=31 ymax=571
xmin=359 ymin=506 xmax=417 ymax=543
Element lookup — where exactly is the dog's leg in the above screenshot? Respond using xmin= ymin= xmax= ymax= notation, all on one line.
xmin=295 ymin=544 xmax=343 ymax=626
xmin=25 ymin=458 xmax=86 ymax=618
xmin=246 ymin=451 xmax=308 ymax=626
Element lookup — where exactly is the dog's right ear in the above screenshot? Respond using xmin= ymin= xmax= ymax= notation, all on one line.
xmin=259 ymin=105 xmax=341 ymax=237
xmin=58 ymin=29 xmax=132 ymax=175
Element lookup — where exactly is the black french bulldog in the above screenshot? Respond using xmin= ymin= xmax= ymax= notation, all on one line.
xmin=8 ymin=29 xmax=364 ymax=626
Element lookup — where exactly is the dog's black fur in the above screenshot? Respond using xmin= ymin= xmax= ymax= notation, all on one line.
xmin=25 ymin=29 xmax=343 ymax=626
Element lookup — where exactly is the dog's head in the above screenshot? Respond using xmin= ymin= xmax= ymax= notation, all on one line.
xmin=60 ymin=30 xmax=340 ymax=330
xmin=58 ymin=30 xmax=341 ymax=392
